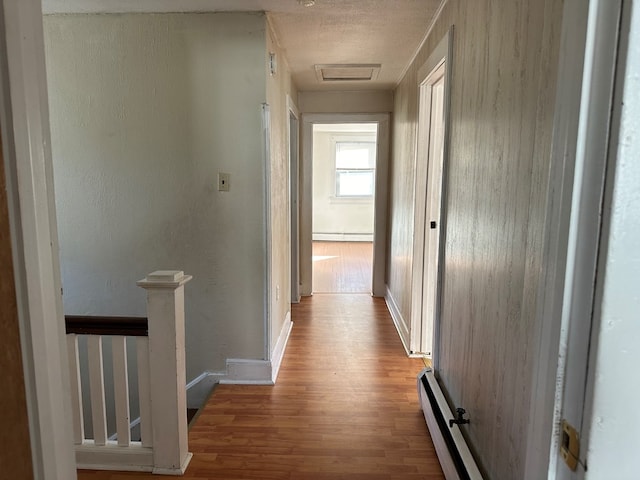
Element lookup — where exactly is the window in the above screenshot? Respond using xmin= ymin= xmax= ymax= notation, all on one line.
xmin=335 ymin=141 xmax=376 ymax=197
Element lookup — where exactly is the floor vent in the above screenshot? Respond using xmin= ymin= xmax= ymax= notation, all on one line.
xmin=418 ymin=368 xmax=484 ymax=480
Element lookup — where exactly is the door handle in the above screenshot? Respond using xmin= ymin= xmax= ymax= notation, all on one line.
xmin=430 ymin=221 xmax=437 ymax=229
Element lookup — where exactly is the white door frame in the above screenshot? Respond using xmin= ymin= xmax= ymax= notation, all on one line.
xmin=410 ymin=28 xmax=453 ymax=358
xmin=287 ymin=95 xmax=301 ymax=303
xmin=523 ymin=0 xmax=622 ymax=477
xmin=551 ymin=1 xmax=623 ymax=478
xmin=300 ymin=113 xmax=390 ymax=297
xmin=0 ymin=0 xmax=76 ymax=478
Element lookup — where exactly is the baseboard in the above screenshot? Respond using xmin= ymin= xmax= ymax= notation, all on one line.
xmin=184 ymin=317 xmax=294 ymax=389
xmin=385 ymin=286 xmax=412 ymax=356
xmin=220 ymin=358 xmax=274 ymax=385
xmin=312 ymin=233 xmax=374 ymax=242
xmin=186 ymin=372 xmax=220 ymax=408
xmin=271 ymin=311 xmax=293 ymax=383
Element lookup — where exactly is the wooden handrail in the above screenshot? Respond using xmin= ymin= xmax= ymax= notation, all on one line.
xmin=65 ymin=315 xmax=148 ymax=337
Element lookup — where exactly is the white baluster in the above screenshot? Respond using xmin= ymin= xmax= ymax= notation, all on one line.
xmin=87 ymin=335 xmax=107 ymax=446
xmin=112 ymin=335 xmax=131 ymax=446
xmin=66 ymin=334 xmax=84 ymax=444
xmin=136 ymin=336 xmax=153 ymax=447
xmin=138 ymin=270 xmax=193 ymax=474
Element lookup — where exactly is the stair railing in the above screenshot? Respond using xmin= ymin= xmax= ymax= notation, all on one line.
xmin=65 ymin=270 xmax=192 ymax=475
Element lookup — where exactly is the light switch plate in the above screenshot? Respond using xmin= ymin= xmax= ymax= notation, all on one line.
xmin=218 ymin=173 xmax=230 ymax=192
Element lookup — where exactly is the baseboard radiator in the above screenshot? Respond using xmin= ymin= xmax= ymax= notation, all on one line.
xmin=417 ymin=368 xmax=484 ymax=480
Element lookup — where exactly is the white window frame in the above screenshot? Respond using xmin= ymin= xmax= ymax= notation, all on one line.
xmin=331 ymin=135 xmax=377 ymax=200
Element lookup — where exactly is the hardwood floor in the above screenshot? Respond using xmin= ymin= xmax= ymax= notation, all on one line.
xmin=77 ymin=294 xmax=444 ymax=479
xmin=312 ymin=241 xmax=373 ymax=294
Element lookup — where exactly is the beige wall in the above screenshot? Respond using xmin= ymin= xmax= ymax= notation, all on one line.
xmin=299 ymin=90 xmax=393 ymax=114
xmin=388 ymin=0 xmax=562 ymax=478
xmin=44 ymin=13 xmax=268 ymax=380
xmin=266 ymin=23 xmax=298 ymax=353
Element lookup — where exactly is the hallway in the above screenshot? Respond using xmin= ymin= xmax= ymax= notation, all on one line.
xmin=77 ymin=294 xmax=443 ymax=479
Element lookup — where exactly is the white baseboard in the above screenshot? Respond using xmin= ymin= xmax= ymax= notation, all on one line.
xmin=312 ymin=233 xmax=374 ymax=242
xmin=220 ymin=359 xmax=274 ymax=385
xmin=385 ymin=286 xmax=412 ymax=356
xmin=271 ymin=311 xmax=293 ymax=383
xmin=219 ymin=312 xmax=294 ymax=385
xmin=184 ymin=315 xmax=295 ymax=389
xmin=186 ymin=372 xmax=221 ymax=408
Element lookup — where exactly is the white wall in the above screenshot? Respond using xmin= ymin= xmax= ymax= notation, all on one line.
xmin=583 ymin=3 xmax=640 ymax=476
xmin=44 ymin=12 xmax=268 ymax=381
xmin=312 ymin=129 xmax=375 ymax=240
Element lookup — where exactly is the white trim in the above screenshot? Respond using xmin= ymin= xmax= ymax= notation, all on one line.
xmin=301 ymin=113 xmax=390 ymax=297
xmin=0 ymin=1 xmax=76 ymax=478
xmin=270 ymin=311 xmax=293 ymax=383
xmin=522 ymin=0 xmax=590 ymax=474
xmin=552 ymin=2 xmax=622 ymax=478
xmin=77 ymin=442 xmax=192 ymax=475
xmin=186 ymin=371 xmax=218 ymax=408
xmin=75 ymin=442 xmax=153 ymax=472
xmin=410 ymin=28 xmax=453 ymax=358
xmin=523 ymin=0 xmax=622 ymax=478
xmin=220 ymin=358 xmax=274 ymax=385
xmin=220 ymin=312 xmax=293 ymax=385
xmin=286 ymin=94 xmax=299 ymax=120
xmin=395 ymin=0 xmax=449 ymax=88
xmin=262 ymin=103 xmax=272 ymax=362
xmin=580 ymin=4 xmax=640 ymax=473
xmin=182 ymin=314 xmax=294 ymax=388
xmin=107 ymin=370 xmax=218 ymax=442
xmin=385 ymin=286 xmax=412 ymax=356
xmin=312 ymin=233 xmax=373 ymax=242
xmin=153 ymin=453 xmax=193 ymax=476
xmin=287 ymin=94 xmax=301 ymax=304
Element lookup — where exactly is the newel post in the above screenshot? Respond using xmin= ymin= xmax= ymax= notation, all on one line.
xmin=137 ymin=270 xmax=193 ymax=475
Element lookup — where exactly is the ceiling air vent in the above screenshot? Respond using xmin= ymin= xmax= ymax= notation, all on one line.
xmin=314 ymin=64 xmax=381 ymax=82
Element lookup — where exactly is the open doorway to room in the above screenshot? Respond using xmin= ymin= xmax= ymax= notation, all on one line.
xmin=300 ymin=113 xmax=390 ymax=298
xmin=410 ymin=29 xmax=452 ymax=360
xmin=311 ymin=123 xmax=377 ymax=293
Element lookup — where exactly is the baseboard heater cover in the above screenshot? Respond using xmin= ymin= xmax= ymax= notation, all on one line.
xmin=418 ymin=368 xmax=483 ymax=480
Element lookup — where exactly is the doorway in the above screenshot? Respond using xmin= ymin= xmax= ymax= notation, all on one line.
xmin=288 ymin=98 xmax=301 ymax=303
xmin=410 ymin=30 xmax=452 ymax=358
xmin=300 ymin=113 xmax=390 ymax=298
xmin=311 ymin=123 xmax=377 ymax=294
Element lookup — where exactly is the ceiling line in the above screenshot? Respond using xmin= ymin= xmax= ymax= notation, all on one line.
xmin=394 ymin=0 xmax=449 ymax=89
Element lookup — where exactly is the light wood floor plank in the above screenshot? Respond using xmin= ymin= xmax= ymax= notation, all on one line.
xmin=77 ymin=294 xmax=443 ymax=479
xmin=312 ymin=241 xmax=373 ymax=293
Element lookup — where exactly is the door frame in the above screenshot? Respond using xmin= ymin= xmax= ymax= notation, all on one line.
xmin=300 ymin=113 xmax=390 ymax=297
xmin=410 ymin=28 xmax=453 ymax=358
xmin=522 ymin=0 xmax=623 ymax=477
xmin=0 ymin=0 xmax=76 ymax=477
xmin=287 ymin=95 xmax=301 ymax=303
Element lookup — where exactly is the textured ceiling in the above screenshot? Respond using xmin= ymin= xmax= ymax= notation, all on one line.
xmin=42 ymin=0 xmax=443 ymax=91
